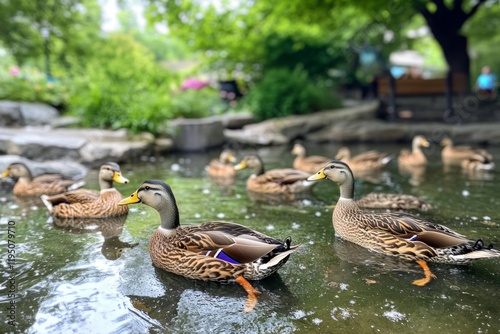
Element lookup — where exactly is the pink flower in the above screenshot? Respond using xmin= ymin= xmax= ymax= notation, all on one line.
xmin=180 ymin=78 xmax=209 ymax=91
xmin=9 ymin=66 xmax=20 ymax=77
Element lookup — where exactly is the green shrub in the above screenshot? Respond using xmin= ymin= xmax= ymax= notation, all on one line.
xmin=0 ymin=65 xmax=69 ymax=108
xmin=169 ymin=87 xmax=226 ymax=119
xmin=243 ymin=67 xmax=341 ymax=120
xmin=68 ymin=33 xmax=179 ymax=135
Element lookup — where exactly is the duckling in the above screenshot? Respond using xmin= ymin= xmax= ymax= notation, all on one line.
xmin=41 ymin=162 xmax=129 ymax=218
xmin=207 ymin=149 xmax=237 ymax=179
xmin=234 ymin=155 xmax=316 ymax=195
xmin=398 ymin=135 xmax=430 ymax=168
xmin=441 ymin=137 xmax=493 ymax=165
xmin=291 ymin=143 xmax=331 ymax=174
xmin=1 ymin=162 xmax=85 ymax=197
xmin=461 ymin=156 xmax=495 ymax=171
xmin=308 ymin=160 xmax=500 ymax=286
xmin=118 ymin=180 xmax=300 ymax=313
xmin=335 ymin=147 xmax=392 ymax=171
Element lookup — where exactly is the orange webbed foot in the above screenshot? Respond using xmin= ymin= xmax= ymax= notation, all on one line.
xmin=236 ymin=276 xmax=262 ymax=313
xmin=412 ymin=259 xmax=437 ymax=286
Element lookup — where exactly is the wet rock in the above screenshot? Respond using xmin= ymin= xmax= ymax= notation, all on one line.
xmin=80 ymin=140 xmax=153 ymax=167
xmin=0 ymin=155 xmax=88 ymax=180
xmin=0 ymin=100 xmax=59 ymax=126
xmin=223 ymin=101 xmax=379 ymax=145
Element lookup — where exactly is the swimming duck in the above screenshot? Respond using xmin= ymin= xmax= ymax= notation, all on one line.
xmin=1 ymin=162 xmax=85 ymax=197
xmin=291 ymin=143 xmax=331 ymax=174
xmin=234 ymin=155 xmax=315 ymax=195
xmin=335 ymin=147 xmax=392 ymax=171
xmin=441 ymin=137 xmax=493 ymax=165
xmin=118 ymin=179 xmax=300 ymax=313
xmin=41 ymin=162 xmax=129 ymax=218
xmin=356 ymin=193 xmax=432 ymax=211
xmin=207 ymin=149 xmax=237 ymax=179
xmin=397 ymin=135 xmax=430 ymax=168
xmin=308 ymin=160 xmax=500 ymax=286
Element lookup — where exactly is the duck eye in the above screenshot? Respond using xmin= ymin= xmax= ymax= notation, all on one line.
xmin=145 ymin=186 xmax=150 ymax=190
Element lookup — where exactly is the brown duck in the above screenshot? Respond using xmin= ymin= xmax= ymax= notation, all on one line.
xmin=398 ymin=135 xmax=430 ymax=168
xmin=291 ymin=143 xmax=331 ymax=174
xmin=308 ymin=160 xmax=500 ymax=286
xmin=207 ymin=149 xmax=237 ymax=179
xmin=41 ymin=162 xmax=129 ymax=218
xmin=1 ymin=162 xmax=85 ymax=197
xmin=335 ymin=147 xmax=392 ymax=171
xmin=118 ymin=179 xmax=300 ymax=313
xmin=234 ymin=155 xmax=316 ymax=195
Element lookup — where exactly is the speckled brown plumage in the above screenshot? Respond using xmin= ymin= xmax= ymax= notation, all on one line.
xmin=1 ymin=163 xmax=84 ymax=197
xmin=356 ymin=193 xmax=432 ymax=211
xmin=118 ymin=180 xmax=300 ymax=312
xmin=207 ymin=149 xmax=237 ymax=179
xmin=441 ymin=137 xmax=493 ymax=165
xmin=335 ymin=147 xmax=392 ymax=171
xmin=234 ymin=155 xmax=316 ymax=194
xmin=291 ymin=143 xmax=331 ymax=174
xmin=308 ymin=160 xmax=500 ymax=286
xmin=397 ymin=135 xmax=429 ymax=168
xmin=42 ymin=162 xmax=129 ymax=218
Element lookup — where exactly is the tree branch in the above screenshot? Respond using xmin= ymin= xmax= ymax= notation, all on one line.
xmin=465 ymin=0 xmax=487 ymax=20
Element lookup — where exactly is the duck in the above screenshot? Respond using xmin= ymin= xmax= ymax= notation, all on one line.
xmin=207 ymin=149 xmax=237 ymax=179
xmin=441 ymin=137 xmax=493 ymax=165
xmin=460 ymin=155 xmax=495 ymax=171
xmin=41 ymin=162 xmax=129 ymax=218
xmin=307 ymin=160 xmax=500 ymax=286
xmin=1 ymin=162 xmax=85 ymax=197
xmin=234 ymin=155 xmax=316 ymax=195
xmin=118 ymin=179 xmax=300 ymax=313
xmin=397 ymin=135 xmax=430 ymax=168
xmin=335 ymin=147 xmax=392 ymax=171
xmin=291 ymin=143 xmax=331 ymax=174
xmin=356 ymin=193 xmax=432 ymax=211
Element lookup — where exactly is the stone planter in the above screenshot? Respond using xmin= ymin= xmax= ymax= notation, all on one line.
xmin=167 ymin=116 xmax=225 ymax=151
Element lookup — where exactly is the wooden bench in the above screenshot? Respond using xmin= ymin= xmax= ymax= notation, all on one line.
xmin=377 ymin=73 xmax=468 ymax=97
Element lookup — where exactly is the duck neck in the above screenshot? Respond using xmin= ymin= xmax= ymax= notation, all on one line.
xmin=157 ymin=199 xmax=180 ymax=230
xmin=99 ymin=179 xmax=113 ymax=190
xmin=339 ymin=177 xmax=355 ymax=200
xmin=253 ymin=163 xmax=265 ymax=176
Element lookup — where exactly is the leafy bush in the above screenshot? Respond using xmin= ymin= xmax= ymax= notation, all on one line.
xmin=68 ymin=33 xmax=179 ymax=135
xmin=0 ymin=65 xmax=69 ymax=108
xmin=169 ymin=87 xmax=226 ymax=119
xmin=243 ymin=67 xmax=341 ymax=120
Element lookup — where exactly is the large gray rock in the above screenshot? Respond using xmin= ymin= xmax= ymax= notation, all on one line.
xmin=223 ymin=101 xmax=380 ymax=145
xmin=0 ymin=155 xmax=88 ymax=180
xmin=79 ymin=140 xmax=153 ymax=167
xmin=167 ymin=116 xmax=225 ymax=151
xmin=0 ymin=101 xmax=59 ymax=127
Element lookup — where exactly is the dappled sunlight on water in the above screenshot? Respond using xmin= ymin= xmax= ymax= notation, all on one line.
xmin=1 ymin=143 xmax=500 ymax=333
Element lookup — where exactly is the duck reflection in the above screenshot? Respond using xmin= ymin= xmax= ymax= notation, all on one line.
xmin=127 ymin=267 xmax=297 ymax=328
xmin=51 ymin=215 xmax=137 ymax=260
xmin=398 ymin=164 xmax=426 ymax=186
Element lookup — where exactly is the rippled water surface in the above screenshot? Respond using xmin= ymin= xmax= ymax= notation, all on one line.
xmin=1 ymin=143 xmax=500 ymax=333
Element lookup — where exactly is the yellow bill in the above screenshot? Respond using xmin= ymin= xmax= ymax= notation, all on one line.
xmin=307 ymin=168 xmax=326 ymax=181
xmin=234 ymin=160 xmax=247 ymax=171
xmin=118 ymin=190 xmax=140 ymax=205
xmin=1 ymin=169 xmax=9 ymax=178
xmin=113 ymin=171 xmax=129 ymax=184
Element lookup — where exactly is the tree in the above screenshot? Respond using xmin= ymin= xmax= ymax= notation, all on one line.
xmin=413 ymin=0 xmax=489 ymax=83
xmin=0 ymin=0 xmax=101 ymax=77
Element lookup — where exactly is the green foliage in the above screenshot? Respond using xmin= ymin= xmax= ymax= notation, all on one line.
xmin=0 ymin=65 xmax=69 ymax=107
xmin=169 ymin=88 xmax=226 ymax=119
xmin=68 ymin=33 xmax=179 ymax=134
xmin=0 ymin=0 xmax=101 ymax=71
xmin=243 ymin=68 xmax=341 ymax=121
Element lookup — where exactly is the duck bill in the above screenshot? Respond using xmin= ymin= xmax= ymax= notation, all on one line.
xmin=234 ymin=160 xmax=247 ymax=171
xmin=307 ymin=168 xmax=326 ymax=181
xmin=1 ymin=169 xmax=9 ymax=178
xmin=118 ymin=190 xmax=140 ymax=205
xmin=113 ymin=171 xmax=129 ymax=184
xmin=422 ymin=140 xmax=430 ymax=148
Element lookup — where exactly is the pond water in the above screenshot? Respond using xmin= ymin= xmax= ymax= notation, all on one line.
xmin=1 ymin=142 xmax=500 ymax=334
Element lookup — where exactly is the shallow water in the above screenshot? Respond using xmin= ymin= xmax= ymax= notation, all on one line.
xmin=1 ymin=142 xmax=500 ymax=334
